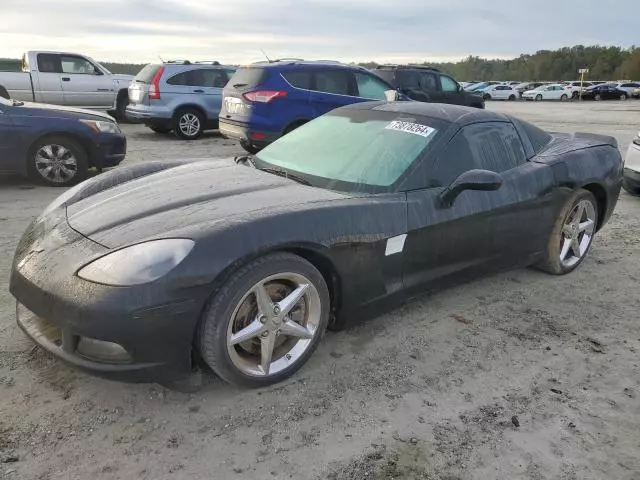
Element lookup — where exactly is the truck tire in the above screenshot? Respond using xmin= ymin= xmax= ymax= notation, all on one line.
xmin=0 ymin=87 xmax=9 ymax=99
xmin=28 ymin=135 xmax=88 ymax=187
xmin=114 ymin=91 xmax=130 ymax=123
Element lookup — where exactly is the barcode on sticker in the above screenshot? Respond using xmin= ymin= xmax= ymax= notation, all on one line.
xmin=385 ymin=121 xmax=436 ymax=138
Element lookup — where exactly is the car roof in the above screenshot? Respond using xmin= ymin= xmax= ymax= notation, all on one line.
xmin=244 ymin=60 xmax=367 ymax=71
xmin=341 ymin=101 xmax=508 ymax=126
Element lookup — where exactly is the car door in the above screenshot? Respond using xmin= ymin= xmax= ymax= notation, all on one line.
xmin=33 ymin=53 xmax=64 ymax=104
xmin=403 ymin=121 xmax=556 ymax=288
xmin=58 ymin=54 xmax=116 ymax=107
xmin=0 ymin=102 xmax=18 ymax=169
xmin=440 ymin=74 xmax=466 ymax=104
xmin=191 ymin=68 xmax=228 ymax=122
xmin=309 ymin=69 xmax=357 ymax=116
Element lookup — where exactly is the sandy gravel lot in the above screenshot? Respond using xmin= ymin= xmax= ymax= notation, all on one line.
xmin=1 ymin=101 xmax=639 ymax=480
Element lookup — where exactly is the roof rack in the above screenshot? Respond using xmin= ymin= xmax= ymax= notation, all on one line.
xmin=194 ymin=60 xmax=221 ymax=65
xmin=165 ymin=60 xmax=191 ymax=65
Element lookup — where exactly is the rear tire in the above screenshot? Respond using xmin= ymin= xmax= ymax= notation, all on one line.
xmin=622 ymin=178 xmax=640 ymax=196
xmin=173 ymin=108 xmax=204 ymax=140
xmin=560 ymin=94 xmax=568 ymax=101
xmin=508 ymin=94 xmax=516 ymax=101
xmin=197 ymin=252 xmax=330 ymax=387
xmin=483 ymin=93 xmax=491 ymax=100
xmin=536 ymin=189 xmax=598 ymax=275
xmin=620 ymin=94 xmax=627 ymax=101
xmin=114 ymin=91 xmax=129 ymax=123
xmin=535 ymin=94 xmax=543 ymax=101
xmin=28 ymin=135 xmax=88 ymax=187
xmin=595 ymin=94 xmax=601 ymax=101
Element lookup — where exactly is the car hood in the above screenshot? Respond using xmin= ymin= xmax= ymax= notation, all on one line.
xmin=12 ymin=101 xmax=115 ymax=121
xmin=66 ymin=159 xmax=350 ymax=248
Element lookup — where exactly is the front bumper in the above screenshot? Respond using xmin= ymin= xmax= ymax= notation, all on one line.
xmin=10 ymin=213 xmax=207 ymax=384
xmin=92 ymin=133 xmax=126 ymax=169
xmin=219 ymin=119 xmax=281 ymax=148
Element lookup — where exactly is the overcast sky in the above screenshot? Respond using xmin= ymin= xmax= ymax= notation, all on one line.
xmin=1 ymin=0 xmax=635 ymax=64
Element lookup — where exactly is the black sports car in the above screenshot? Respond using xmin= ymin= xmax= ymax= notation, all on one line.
xmin=580 ymin=84 xmax=630 ymax=101
xmin=10 ymin=102 xmax=623 ymax=389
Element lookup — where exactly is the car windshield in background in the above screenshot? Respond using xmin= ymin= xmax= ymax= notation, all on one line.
xmin=255 ymin=110 xmax=438 ymax=192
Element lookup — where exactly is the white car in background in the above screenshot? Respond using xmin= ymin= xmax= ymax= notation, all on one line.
xmin=623 ymin=130 xmax=640 ymax=195
xmin=563 ymin=81 xmax=593 ymax=99
xmin=522 ymin=84 xmax=570 ymax=101
xmin=483 ymin=84 xmax=519 ymax=100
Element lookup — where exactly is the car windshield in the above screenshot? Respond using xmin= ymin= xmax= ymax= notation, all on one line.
xmin=254 ymin=109 xmax=439 ymax=193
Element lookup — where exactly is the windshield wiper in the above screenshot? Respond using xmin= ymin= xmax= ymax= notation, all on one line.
xmin=259 ymin=167 xmax=312 ymax=186
xmin=233 ymin=83 xmax=248 ymax=88
xmin=11 ymin=99 xmax=24 ymax=106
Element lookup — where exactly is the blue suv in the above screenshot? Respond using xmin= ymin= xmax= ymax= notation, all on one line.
xmin=219 ymin=60 xmax=398 ymax=153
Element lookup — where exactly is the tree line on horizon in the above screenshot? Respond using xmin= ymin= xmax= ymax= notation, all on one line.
xmin=1 ymin=45 xmax=638 ymax=81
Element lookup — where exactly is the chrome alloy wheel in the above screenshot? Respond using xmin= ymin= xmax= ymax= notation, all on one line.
xmin=34 ymin=144 xmax=78 ymax=183
xmin=178 ymin=113 xmax=200 ymax=137
xmin=559 ymin=200 xmax=596 ymax=268
xmin=226 ymin=273 xmax=322 ymax=377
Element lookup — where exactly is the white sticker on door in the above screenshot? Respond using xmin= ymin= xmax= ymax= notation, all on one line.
xmin=385 ymin=120 xmax=436 ymax=138
xmin=385 ymin=234 xmax=407 ymax=256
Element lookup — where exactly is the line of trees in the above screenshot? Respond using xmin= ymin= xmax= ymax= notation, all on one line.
xmin=360 ymin=45 xmax=640 ymax=82
xmin=2 ymin=45 xmax=639 ymax=81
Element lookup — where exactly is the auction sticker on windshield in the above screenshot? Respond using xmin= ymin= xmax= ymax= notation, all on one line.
xmin=385 ymin=120 xmax=436 ymax=138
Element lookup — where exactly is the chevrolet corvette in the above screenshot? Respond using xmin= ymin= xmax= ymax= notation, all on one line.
xmin=10 ymin=102 xmax=623 ymax=389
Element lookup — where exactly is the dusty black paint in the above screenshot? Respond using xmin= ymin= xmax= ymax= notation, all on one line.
xmin=9 ymin=102 xmax=623 ymax=385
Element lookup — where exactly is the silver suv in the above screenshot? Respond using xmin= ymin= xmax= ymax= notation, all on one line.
xmin=126 ymin=61 xmax=236 ymax=139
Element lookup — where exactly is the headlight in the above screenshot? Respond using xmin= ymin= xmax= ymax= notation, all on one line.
xmin=77 ymin=239 xmax=194 ymax=286
xmin=80 ymin=119 xmax=121 ymax=134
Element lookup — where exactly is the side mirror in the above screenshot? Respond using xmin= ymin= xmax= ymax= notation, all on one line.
xmin=439 ymin=169 xmax=503 ymax=207
xmin=384 ymin=89 xmax=401 ymax=102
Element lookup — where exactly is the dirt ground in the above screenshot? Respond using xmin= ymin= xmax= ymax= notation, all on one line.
xmin=1 ymin=101 xmax=639 ymax=480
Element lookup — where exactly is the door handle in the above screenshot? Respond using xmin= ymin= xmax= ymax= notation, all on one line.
xmin=61 ymin=77 xmax=70 ymax=82
xmin=193 ymin=89 xmax=204 ymax=93
xmin=96 ymin=88 xmax=110 ymax=92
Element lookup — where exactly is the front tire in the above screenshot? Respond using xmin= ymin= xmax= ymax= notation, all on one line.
xmin=28 ymin=135 xmax=88 ymax=187
xmin=114 ymin=91 xmax=129 ymax=123
xmin=508 ymin=94 xmax=516 ymax=101
xmin=173 ymin=108 xmax=204 ymax=140
xmin=620 ymin=94 xmax=627 ymax=101
xmin=537 ymin=189 xmax=598 ymax=275
xmin=198 ymin=252 xmax=330 ymax=387
xmin=560 ymin=94 xmax=568 ymax=101
xmin=535 ymin=94 xmax=543 ymax=101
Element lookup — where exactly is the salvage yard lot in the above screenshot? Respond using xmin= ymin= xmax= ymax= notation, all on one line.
xmin=1 ymin=101 xmax=639 ymax=480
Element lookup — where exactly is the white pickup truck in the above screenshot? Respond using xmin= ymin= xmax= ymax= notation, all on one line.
xmin=0 ymin=51 xmax=133 ymax=120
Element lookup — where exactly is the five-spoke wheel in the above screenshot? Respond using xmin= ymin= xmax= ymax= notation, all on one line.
xmin=198 ymin=253 xmax=329 ymax=387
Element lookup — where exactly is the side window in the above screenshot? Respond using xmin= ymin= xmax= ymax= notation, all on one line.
xmin=313 ymin=70 xmax=352 ymax=95
xmin=440 ymin=75 xmax=458 ymax=92
xmin=354 ymin=72 xmax=391 ymax=99
xmin=430 ymin=122 xmax=527 ymax=187
xmin=60 ymin=55 xmax=99 ymax=75
xmin=283 ymin=71 xmax=312 ymax=90
xmin=198 ymin=69 xmax=228 ymax=88
xmin=419 ymin=72 xmax=438 ymax=91
xmin=166 ymin=71 xmax=188 ymax=86
xmin=37 ymin=54 xmax=62 ymax=73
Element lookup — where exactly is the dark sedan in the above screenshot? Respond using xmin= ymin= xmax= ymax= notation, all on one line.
xmin=0 ymin=96 xmax=126 ymax=186
xmin=580 ymin=84 xmax=630 ymax=101
xmin=10 ymin=102 xmax=622 ymax=389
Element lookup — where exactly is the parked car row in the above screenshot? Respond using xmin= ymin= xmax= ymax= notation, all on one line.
xmin=464 ymin=79 xmax=640 ymax=102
